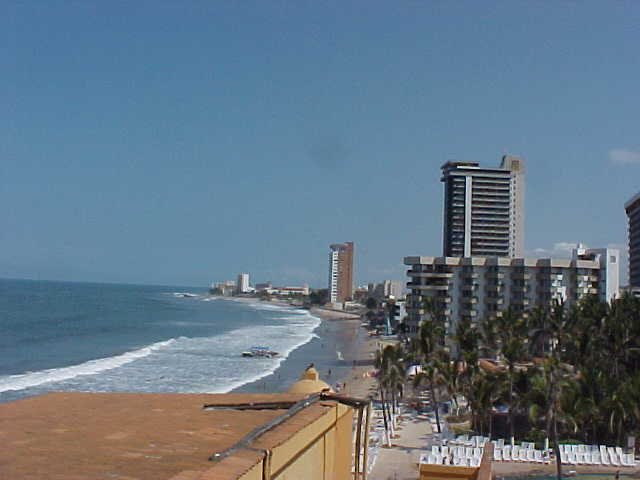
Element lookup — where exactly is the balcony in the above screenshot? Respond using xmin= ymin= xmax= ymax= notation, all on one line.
xmin=485 ymin=297 xmax=504 ymax=305
xmin=485 ymin=271 xmax=505 ymax=279
xmin=406 ymin=283 xmax=451 ymax=291
xmin=460 ymin=297 xmax=478 ymax=305
xmin=512 ymin=273 xmax=531 ymax=280
xmin=408 ymin=271 xmax=454 ymax=278
xmin=435 ymin=296 xmax=452 ymax=303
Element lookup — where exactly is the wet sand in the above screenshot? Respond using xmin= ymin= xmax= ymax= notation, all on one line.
xmin=233 ymin=305 xmax=378 ymax=397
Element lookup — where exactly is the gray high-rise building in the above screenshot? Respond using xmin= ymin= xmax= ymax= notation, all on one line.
xmin=441 ymin=155 xmax=525 ymax=258
xmin=625 ymin=191 xmax=640 ymax=289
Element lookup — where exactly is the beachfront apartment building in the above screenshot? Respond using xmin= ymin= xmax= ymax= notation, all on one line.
xmin=368 ymin=280 xmax=405 ymax=300
xmin=625 ymin=190 xmax=640 ymax=291
xmin=441 ymin=155 xmax=525 ymax=258
xmin=404 ymin=246 xmax=620 ymax=341
xmin=329 ymin=241 xmax=354 ymax=304
xmin=236 ymin=273 xmax=250 ymax=294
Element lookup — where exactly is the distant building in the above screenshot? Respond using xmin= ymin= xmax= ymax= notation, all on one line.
xmin=368 ymin=280 xmax=404 ymax=300
xmin=404 ymin=247 xmax=620 ymax=341
xmin=353 ymin=286 xmax=369 ymax=303
xmin=268 ymin=285 xmax=310 ymax=296
xmin=441 ymin=155 xmax=525 ymax=258
xmin=572 ymin=245 xmax=619 ymax=303
xmin=329 ymin=242 xmax=354 ymax=304
xmin=625 ymin=191 xmax=640 ymax=289
xmin=236 ymin=273 xmax=250 ymax=294
xmin=255 ymin=282 xmax=273 ymax=292
xmin=387 ymin=299 xmax=406 ymax=327
xmin=210 ymin=280 xmax=236 ymax=296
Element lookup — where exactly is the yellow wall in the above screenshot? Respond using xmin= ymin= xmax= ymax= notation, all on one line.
xmin=242 ymin=402 xmax=354 ymax=480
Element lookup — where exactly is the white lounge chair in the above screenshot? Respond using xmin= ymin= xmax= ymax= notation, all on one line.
xmin=534 ymin=450 xmax=543 ymax=463
xmin=511 ymin=446 xmax=519 ymax=461
xmin=494 ymin=448 xmax=503 ymax=461
xmin=519 ymin=448 xmax=528 ymax=462
xmin=526 ymin=449 xmax=536 ymax=462
xmin=502 ymin=446 xmax=511 ymax=461
xmin=610 ymin=453 xmax=621 ymax=467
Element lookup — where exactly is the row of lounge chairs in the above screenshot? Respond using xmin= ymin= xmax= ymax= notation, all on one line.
xmin=450 ymin=435 xmax=490 ymax=448
xmin=419 ymin=451 xmax=482 ymax=467
xmin=559 ymin=445 xmax=636 ymax=467
xmin=419 ymin=445 xmax=484 ymax=467
xmin=422 ymin=436 xmax=637 ymax=469
xmin=493 ymin=445 xmax=550 ymax=464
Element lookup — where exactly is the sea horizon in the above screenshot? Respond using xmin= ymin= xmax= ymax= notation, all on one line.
xmin=0 ymin=278 xmax=339 ymax=403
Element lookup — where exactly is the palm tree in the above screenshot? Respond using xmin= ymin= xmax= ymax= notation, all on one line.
xmin=527 ymin=355 xmax=574 ymax=480
xmin=414 ymin=356 xmax=447 ymax=433
xmin=414 ymin=303 xmax=446 ymax=433
xmin=375 ymin=344 xmax=405 ymax=446
xmin=480 ymin=308 xmax=528 ymax=443
xmin=532 ymin=301 xmax=578 ymax=480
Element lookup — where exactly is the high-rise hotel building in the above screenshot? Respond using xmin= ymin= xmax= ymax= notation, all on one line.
xmin=405 ymin=246 xmax=619 ymax=339
xmin=329 ymin=242 xmax=354 ymax=304
xmin=626 ymin=191 xmax=640 ymax=290
xmin=441 ymin=155 xmax=524 ymax=258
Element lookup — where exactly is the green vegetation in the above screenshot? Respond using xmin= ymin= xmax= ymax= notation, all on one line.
xmin=404 ymin=293 xmax=640 ymax=480
xmin=375 ymin=344 xmax=405 ymax=447
xmin=307 ymin=288 xmax=328 ymax=306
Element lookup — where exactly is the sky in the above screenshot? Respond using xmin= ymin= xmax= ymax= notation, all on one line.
xmin=1 ymin=1 xmax=639 ymax=288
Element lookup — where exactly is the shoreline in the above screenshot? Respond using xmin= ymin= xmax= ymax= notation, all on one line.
xmin=232 ymin=302 xmax=377 ymax=397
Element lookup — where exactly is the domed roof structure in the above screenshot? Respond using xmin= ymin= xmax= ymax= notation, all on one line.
xmin=287 ymin=366 xmax=333 ymax=395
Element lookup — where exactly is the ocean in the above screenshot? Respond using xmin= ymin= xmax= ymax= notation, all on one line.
xmin=0 ymin=278 xmax=324 ymax=403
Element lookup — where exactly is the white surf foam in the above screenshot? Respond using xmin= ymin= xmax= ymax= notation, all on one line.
xmin=0 ymin=339 xmax=176 ymax=393
xmin=0 ymin=305 xmax=322 ymax=397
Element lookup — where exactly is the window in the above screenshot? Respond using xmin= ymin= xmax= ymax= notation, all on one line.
xmin=610 ymin=255 xmax=617 ymax=264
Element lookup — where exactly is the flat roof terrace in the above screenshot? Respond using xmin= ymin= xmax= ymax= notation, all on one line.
xmin=0 ymin=391 xmax=343 ymax=480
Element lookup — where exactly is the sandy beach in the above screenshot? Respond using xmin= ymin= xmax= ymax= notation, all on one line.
xmin=232 ymin=300 xmax=377 ymax=396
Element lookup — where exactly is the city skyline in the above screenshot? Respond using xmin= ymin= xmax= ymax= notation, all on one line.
xmin=1 ymin=3 xmax=638 ymax=287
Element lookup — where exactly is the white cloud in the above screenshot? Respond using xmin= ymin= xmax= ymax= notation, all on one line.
xmin=527 ymin=241 xmax=580 ymax=258
xmin=609 ymin=149 xmax=640 ymax=165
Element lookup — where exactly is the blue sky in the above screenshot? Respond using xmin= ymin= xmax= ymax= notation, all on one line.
xmin=1 ymin=1 xmax=639 ymax=287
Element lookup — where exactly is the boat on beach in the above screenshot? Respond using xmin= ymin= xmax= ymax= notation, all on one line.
xmin=241 ymin=346 xmax=279 ymax=358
